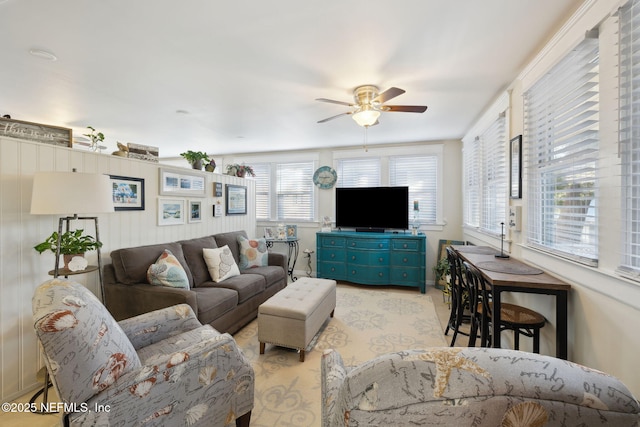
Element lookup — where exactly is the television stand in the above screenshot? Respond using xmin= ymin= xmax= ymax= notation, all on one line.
xmin=356 ymin=227 xmax=385 ymax=233
xmin=316 ymin=230 xmax=426 ymax=293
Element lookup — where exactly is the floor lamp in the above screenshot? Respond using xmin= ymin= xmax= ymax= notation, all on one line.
xmin=29 ymin=169 xmax=113 ymax=413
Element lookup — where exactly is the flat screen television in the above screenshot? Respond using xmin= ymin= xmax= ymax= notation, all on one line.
xmin=335 ymin=186 xmax=409 ymax=232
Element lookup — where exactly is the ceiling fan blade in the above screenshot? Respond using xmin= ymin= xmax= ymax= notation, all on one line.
xmin=385 ymin=105 xmax=428 ymax=113
xmin=316 ymin=98 xmax=354 ymax=107
xmin=374 ymin=87 xmax=405 ymax=104
xmin=317 ymin=111 xmax=352 ymax=123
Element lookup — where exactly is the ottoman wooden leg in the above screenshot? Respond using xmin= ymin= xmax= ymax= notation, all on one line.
xmin=260 ymin=342 xmax=265 ymax=355
xmin=299 ymin=349 xmax=305 ymax=362
xmin=330 ymin=309 xmax=335 ymax=317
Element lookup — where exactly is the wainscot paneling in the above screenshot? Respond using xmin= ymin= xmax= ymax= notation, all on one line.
xmin=0 ymin=136 xmax=256 ymax=401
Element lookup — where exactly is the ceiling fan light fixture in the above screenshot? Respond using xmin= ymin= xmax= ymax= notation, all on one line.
xmin=352 ymin=106 xmax=380 ymax=127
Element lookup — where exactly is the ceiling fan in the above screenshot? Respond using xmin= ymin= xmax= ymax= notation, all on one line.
xmin=316 ymin=85 xmax=428 ymax=127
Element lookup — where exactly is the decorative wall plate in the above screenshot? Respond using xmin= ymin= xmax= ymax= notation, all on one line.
xmin=313 ymin=166 xmax=337 ymax=189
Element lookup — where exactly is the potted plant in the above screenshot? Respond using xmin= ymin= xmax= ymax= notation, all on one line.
xmin=180 ymin=150 xmax=210 ymax=170
xmin=83 ymin=126 xmax=105 ymax=152
xmin=34 ymin=229 xmax=103 ymax=269
xmin=432 ymin=257 xmax=450 ymax=290
xmin=226 ymin=164 xmax=255 ymax=177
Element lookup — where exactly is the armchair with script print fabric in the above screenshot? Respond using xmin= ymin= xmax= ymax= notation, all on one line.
xmin=32 ymin=278 xmax=254 ymax=427
xmin=321 ymin=347 xmax=640 ymax=426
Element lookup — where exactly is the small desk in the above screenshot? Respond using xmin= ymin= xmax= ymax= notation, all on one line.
xmin=266 ymin=238 xmax=299 ymax=281
xmin=452 ymin=245 xmax=571 ymax=359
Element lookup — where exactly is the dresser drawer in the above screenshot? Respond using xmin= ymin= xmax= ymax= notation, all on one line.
xmin=348 ymin=265 xmax=389 ymax=283
xmin=390 ymin=267 xmax=422 ymax=283
xmin=392 ymin=239 xmax=422 ymax=251
xmin=347 ymin=250 xmax=389 ymax=266
xmin=346 ymin=238 xmax=389 ymax=250
xmin=318 ymin=248 xmax=345 ymax=262
xmin=318 ymin=262 xmax=346 ymax=278
xmin=390 ymin=251 xmax=422 ymax=266
xmin=319 ymin=236 xmax=346 ymax=248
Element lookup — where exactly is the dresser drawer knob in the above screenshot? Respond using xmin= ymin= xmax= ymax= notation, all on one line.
xmin=352 ymin=256 xmax=356 ymax=261
xmin=378 ymin=272 xmax=383 ymax=277
xmin=403 ymin=257 xmax=408 ymax=263
xmin=403 ymin=244 xmax=408 ymax=248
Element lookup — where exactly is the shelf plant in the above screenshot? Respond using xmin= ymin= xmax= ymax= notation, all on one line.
xmin=83 ymin=126 xmax=105 ymax=152
xmin=180 ymin=150 xmax=210 ymax=170
xmin=226 ymin=164 xmax=255 ymax=177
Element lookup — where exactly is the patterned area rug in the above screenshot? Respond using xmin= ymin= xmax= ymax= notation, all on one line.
xmin=233 ymin=283 xmax=447 ymax=427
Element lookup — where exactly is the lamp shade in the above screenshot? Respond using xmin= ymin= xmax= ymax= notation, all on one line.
xmin=30 ymin=172 xmax=114 ymax=215
xmin=352 ymin=106 xmax=380 ymax=127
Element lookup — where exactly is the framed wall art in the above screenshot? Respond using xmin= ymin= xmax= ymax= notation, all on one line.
xmin=158 ymin=198 xmax=185 ymax=226
xmin=188 ymin=200 xmax=202 ymax=223
xmin=159 ymin=168 xmax=206 ymax=197
xmin=510 ymin=135 xmax=522 ymax=199
xmin=225 ymin=184 xmax=247 ymax=215
xmin=109 ymin=175 xmax=145 ymax=211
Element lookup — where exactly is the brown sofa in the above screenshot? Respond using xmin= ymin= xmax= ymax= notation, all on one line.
xmin=103 ymin=230 xmax=288 ymax=334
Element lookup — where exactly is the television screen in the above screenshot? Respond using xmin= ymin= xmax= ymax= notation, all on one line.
xmin=335 ymin=186 xmax=409 ymax=231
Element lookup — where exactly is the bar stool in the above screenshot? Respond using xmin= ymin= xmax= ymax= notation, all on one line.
xmin=463 ymin=261 xmax=546 ymax=353
xmin=444 ymin=246 xmax=472 ymax=346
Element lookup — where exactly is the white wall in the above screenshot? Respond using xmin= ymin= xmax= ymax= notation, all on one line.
xmin=0 ymin=136 xmax=255 ymax=401
xmin=463 ymin=0 xmax=640 ymax=397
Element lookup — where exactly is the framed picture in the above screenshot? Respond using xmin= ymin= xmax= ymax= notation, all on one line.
xmin=158 ymin=198 xmax=185 ymax=226
xmin=188 ymin=200 xmax=202 ymax=223
xmin=286 ymin=224 xmax=297 ymax=239
xmin=159 ymin=168 xmax=206 ymax=197
xmin=510 ymin=135 xmax=522 ymax=199
xmin=213 ymin=182 xmax=223 ymax=197
xmin=225 ymin=184 xmax=247 ymax=215
xmin=109 ymin=175 xmax=145 ymax=211
xmin=264 ymin=227 xmax=275 ymax=239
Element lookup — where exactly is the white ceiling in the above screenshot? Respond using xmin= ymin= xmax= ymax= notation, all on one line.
xmin=1 ymin=0 xmax=583 ymax=158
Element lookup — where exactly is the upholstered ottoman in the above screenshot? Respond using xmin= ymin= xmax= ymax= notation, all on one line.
xmin=258 ymin=278 xmax=336 ymax=362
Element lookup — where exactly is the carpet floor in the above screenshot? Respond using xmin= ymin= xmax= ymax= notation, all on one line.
xmin=233 ymin=282 xmax=448 ymax=427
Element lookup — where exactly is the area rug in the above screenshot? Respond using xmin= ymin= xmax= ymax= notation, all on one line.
xmin=233 ymin=283 xmax=448 ymax=427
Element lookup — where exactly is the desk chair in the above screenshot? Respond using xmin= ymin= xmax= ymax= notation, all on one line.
xmin=444 ymin=246 xmax=472 ymax=346
xmin=463 ymin=261 xmax=546 ymax=353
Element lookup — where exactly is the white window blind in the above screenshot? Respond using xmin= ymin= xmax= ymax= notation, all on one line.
xmin=463 ymin=137 xmax=481 ymax=228
xmin=481 ymin=115 xmax=507 ymax=234
xmin=390 ymin=155 xmax=438 ymax=224
xmin=251 ymin=163 xmax=271 ymax=220
xmin=524 ymin=36 xmax=599 ymax=265
xmin=276 ymin=162 xmax=314 ymax=221
xmin=336 ymin=158 xmax=381 ymax=187
xmin=619 ymin=0 xmax=640 ymax=278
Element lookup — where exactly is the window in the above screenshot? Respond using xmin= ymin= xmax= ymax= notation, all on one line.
xmin=251 ymin=160 xmax=315 ymax=221
xmin=462 ymin=115 xmax=507 ymax=234
xmin=390 ymin=155 xmax=438 ymax=224
xmin=619 ymin=0 xmax=640 ymax=277
xmin=335 ymin=147 xmax=442 ymax=226
xmin=524 ymin=36 xmax=599 ymax=265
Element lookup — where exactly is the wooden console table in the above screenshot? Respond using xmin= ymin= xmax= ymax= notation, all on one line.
xmin=452 ymin=245 xmax=571 ymax=359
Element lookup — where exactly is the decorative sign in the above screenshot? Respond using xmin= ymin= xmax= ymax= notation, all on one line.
xmin=127 ymin=142 xmax=159 ymax=162
xmin=0 ymin=117 xmax=72 ymax=147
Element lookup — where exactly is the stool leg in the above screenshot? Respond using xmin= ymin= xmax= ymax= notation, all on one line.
xmin=514 ymin=330 xmax=520 ymax=351
xmin=533 ymin=330 xmax=540 ymax=354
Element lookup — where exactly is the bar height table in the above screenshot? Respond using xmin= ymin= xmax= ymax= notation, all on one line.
xmin=452 ymin=245 xmax=571 ymax=359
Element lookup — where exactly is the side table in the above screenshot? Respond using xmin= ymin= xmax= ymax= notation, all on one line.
xmin=266 ymin=237 xmax=299 ymax=281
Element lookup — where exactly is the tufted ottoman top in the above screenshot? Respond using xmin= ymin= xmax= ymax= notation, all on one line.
xmin=259 ymin=278 xmax=336 ymax=321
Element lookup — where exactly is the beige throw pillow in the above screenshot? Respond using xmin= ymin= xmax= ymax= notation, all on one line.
xmin=203 ymin=245 xmax=240 ymax=282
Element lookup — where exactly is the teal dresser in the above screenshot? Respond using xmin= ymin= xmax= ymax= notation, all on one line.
xmin=316 ymin=231 xmax=426 ymax=293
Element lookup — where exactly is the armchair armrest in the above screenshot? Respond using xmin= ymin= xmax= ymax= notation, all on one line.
xmin=73 ymin=332 xmax=254 ymax=427
xmin=321 ymin=349 xmax=348 ymax=427
xmin=119 ymin=304 xmax=203 ymax=350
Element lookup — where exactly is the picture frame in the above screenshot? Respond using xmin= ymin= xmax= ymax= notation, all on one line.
xmin=225 ymin=184 xmax=247 ymax=215
xmin=159 ymin=168 xmax=206 ymax=197
xmin=188 ymin=200 xmax=202 ymax=223
xmin=286 ymin=224 xmax=297 ymax=239
xmin=213 ymin=182 xmax=223 ymax=197
xmin=158 ymin=198 xmax=186 ymax=226
xmin=109 ymin=175 xmax=145 ymax=211
xmin=264 ymin=227 xmax=275 ymax=239
xmin=510 ymin=135 xmax=522 ymax=199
